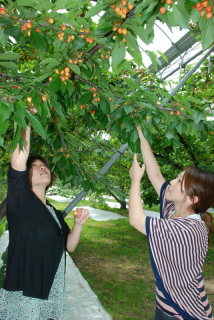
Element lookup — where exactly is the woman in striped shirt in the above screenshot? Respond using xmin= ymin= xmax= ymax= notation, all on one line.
xmin=129 ymin=126 xmax=214 ymax=320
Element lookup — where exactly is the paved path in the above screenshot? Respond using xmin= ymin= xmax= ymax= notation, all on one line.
xmin=73 ymin=206 xmax=160 ymax=221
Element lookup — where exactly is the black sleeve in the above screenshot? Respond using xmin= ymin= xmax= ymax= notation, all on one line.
xmin=6 ymin=165 xmax=30 ymax=227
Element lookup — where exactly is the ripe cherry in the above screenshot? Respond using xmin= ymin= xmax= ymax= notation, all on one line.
xmin=26 ymin=22 xmax=32 ymax=28
xmin=128 ymin=3 xmax=134 ymax=10
xmin=206 ymin=5 xmax=212 ymax=13
xmin=160 ymin=7 xmax=166 ymax=14
xmin=0 ymin=8 xmax=6 ymax=15
xmin=206 ymin=12 xmax=213 ymax=18
xmin=197 ymin=5 xmax=203 ymax=11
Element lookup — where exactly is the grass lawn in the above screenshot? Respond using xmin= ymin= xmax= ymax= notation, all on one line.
xmin=50 ymin=200 xmax=214 ymax=320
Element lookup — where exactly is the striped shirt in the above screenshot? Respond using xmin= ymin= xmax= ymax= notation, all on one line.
xmin=146 ymin=182 xmax=213 ymax=320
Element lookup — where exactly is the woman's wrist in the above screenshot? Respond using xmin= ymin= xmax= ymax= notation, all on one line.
xmin=131 ymin=177 xmax=142 ymax=184
xmin=74 ymin=220 xmax=84 ymax=227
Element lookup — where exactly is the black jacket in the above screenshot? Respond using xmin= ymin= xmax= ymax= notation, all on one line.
xmin=3 ymin=165 xmax=70 ymax=299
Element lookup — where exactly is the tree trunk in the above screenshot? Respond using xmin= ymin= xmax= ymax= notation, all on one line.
xmin=120 ymin=201 xmax=127 ymax=210
xmin=0 ymin=197 xmax=7 ymax=221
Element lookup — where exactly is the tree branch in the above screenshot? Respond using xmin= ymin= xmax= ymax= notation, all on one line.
xmin=175 ymin=133 xmax=198 ymax=166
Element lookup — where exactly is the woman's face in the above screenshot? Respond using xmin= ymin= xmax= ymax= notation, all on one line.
xmin=165 ymin=171 xmax=186 ymax=203
xmin=29 ymin=159 xmax=51 ymax=189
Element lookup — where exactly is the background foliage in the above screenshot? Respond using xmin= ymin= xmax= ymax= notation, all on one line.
xmin=0 ymin=0 xmax=214 ymax=207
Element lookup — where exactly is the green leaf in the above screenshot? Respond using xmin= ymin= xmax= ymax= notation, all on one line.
xmin=185 ymin=0 xmax=198 ymax=11
xmin=166 ymin=11 xmax=177 ymax=28
xmin=126 ymin=35 xmax=140 ymax=54
xmin=134 ymin=26 xmax=150 ymax=45
xmin=100 ymin=96 xmax=109 ymax=114
xmin=124 ymin=105 xmax=135 ymax=114
xmin=176 ymin=122 xmax=187 ymax=134
xmin=196 ymin=120 xmax=205 ymax=132
xmin=172 ymin=3 xmax=190 ymax=29
xmin=78 ymin=92 xmax=93 ymax=106
xmin=60 ymin=80 xmax=67 ymax=95
xmin=85 ymin=3 xmax=107 ymax=18
xmin=81 ymin=179 xmax=91 ymax=191
xmin=0 ymin=17 xmax=8 ymax=27
xmin=30 ymin=31 xmax=47 ymax=51
xmin=200 ymin=18 xmax=214 ymax=50
xmin=51 ymin=98 xmax=65 ymax=117
xmin=48 ymin=77 xmax=61 ymax=92
xmin=130 ymin=128 xmax=139 ymax=144
xmin=193 ymin=110 xmax=204 ymax=124
xmin=12 ymin=113 xmax=27 ymax=128
xmin=122 ymin=60 xmax=134 ymax=74
xmin=71 ymin=37 xmax=85 ymax=50
xmin=133 ymin=52 xmax=143 ymax=68
xmin=190 ymin=6 xmax=201 ymax=23
xmin=67 ymin=80 xmax=75 ymax=96
xmin=157 ymin=50 xmax=168 ymax=63
xmin=0 ymin=52 xmax=21 ymax=60
xmin=147 ymin=50 xmax=157 ymax=72
xmin=0 ymin=135 xmax=4 ymax=147
xmin=12 ymin=101 xmax=27 ymax=128
xmin=207 ymin=136 xmax=214 ymax=147
xmin=154 ymin=89 xmax=171 ymax=100
xmin=25 ymin=110 xmax=46 ymax=140
xmin=125 ymin=78 xmax=142 ymax=90
xmin=40 ymin=58 xmax=60 ymax=65
xmin=111 ymin=41 xmax=125 ymax=71
xmin=186 ymin=96 xmax=202 ymax=104
xmin=95 ymin=26 xmax=113 ymax=36
xmin=37 ymin=72 xmax=53 ymax=82
xmin=17 ymin=0 xmax=36 ymax=7
xmin=53 ymin=0 xmax=71 ymax=10
xmin=166 ymin=132 xmax=174 ymax=140
xmin=0 ymin=118 xmax=9 ymax=135
xmin=0 ymin=29 xmax=8 ymax=47
xmin=3 ymin=25 xmax=20 ymax=37
xmin=36 ymin=0 xmax=54 ymax=11
xmin=0 ymin=61 xmax=17 ymax=69
xmin=12 ymin=125 xmax=21 ymax=152
xmin=69 ymin=63 xmax=80 ymax=75
xmin=0 ymin=103 xmax=13 ymax=120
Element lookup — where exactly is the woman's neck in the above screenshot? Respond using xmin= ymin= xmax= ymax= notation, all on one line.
xmin=170 ymin=203 xmax=195 ymax=219
xmin=32 ymin=186 xmax=46 ymax=205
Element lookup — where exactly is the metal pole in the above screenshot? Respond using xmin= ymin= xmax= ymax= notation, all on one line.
xmin=63 ymin=143 xmax=128 ymax=217
xmin=162 ymin=49 xmax=204 ymax=80
xmin=168 ymin=46 xmax=214 ymax=98
xmin=63 ymin=46 xmax=214 ymax=217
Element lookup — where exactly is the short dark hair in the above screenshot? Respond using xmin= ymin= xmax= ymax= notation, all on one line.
xmin=27 ymin=155 xmax=56 ymax=191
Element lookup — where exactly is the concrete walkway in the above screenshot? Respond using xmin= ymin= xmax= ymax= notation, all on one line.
xmin=71 ymin=206 xmax=160 ymax=221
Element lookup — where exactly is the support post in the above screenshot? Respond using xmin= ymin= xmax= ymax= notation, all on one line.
xmin=168 ymin=46 xmax=214 ymax=98
xmin=63 ymin=143 xmax=128 ymax=217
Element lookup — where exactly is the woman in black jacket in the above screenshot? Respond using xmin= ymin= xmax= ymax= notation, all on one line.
xmin=0 ymin=107 xmax=90 ymax=319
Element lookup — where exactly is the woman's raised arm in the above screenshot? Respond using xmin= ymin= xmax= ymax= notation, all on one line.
xmin=137 ymin=126 xmax=165 ymax=197
xmin=11 ymin=108 xmax=37 ymax=171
